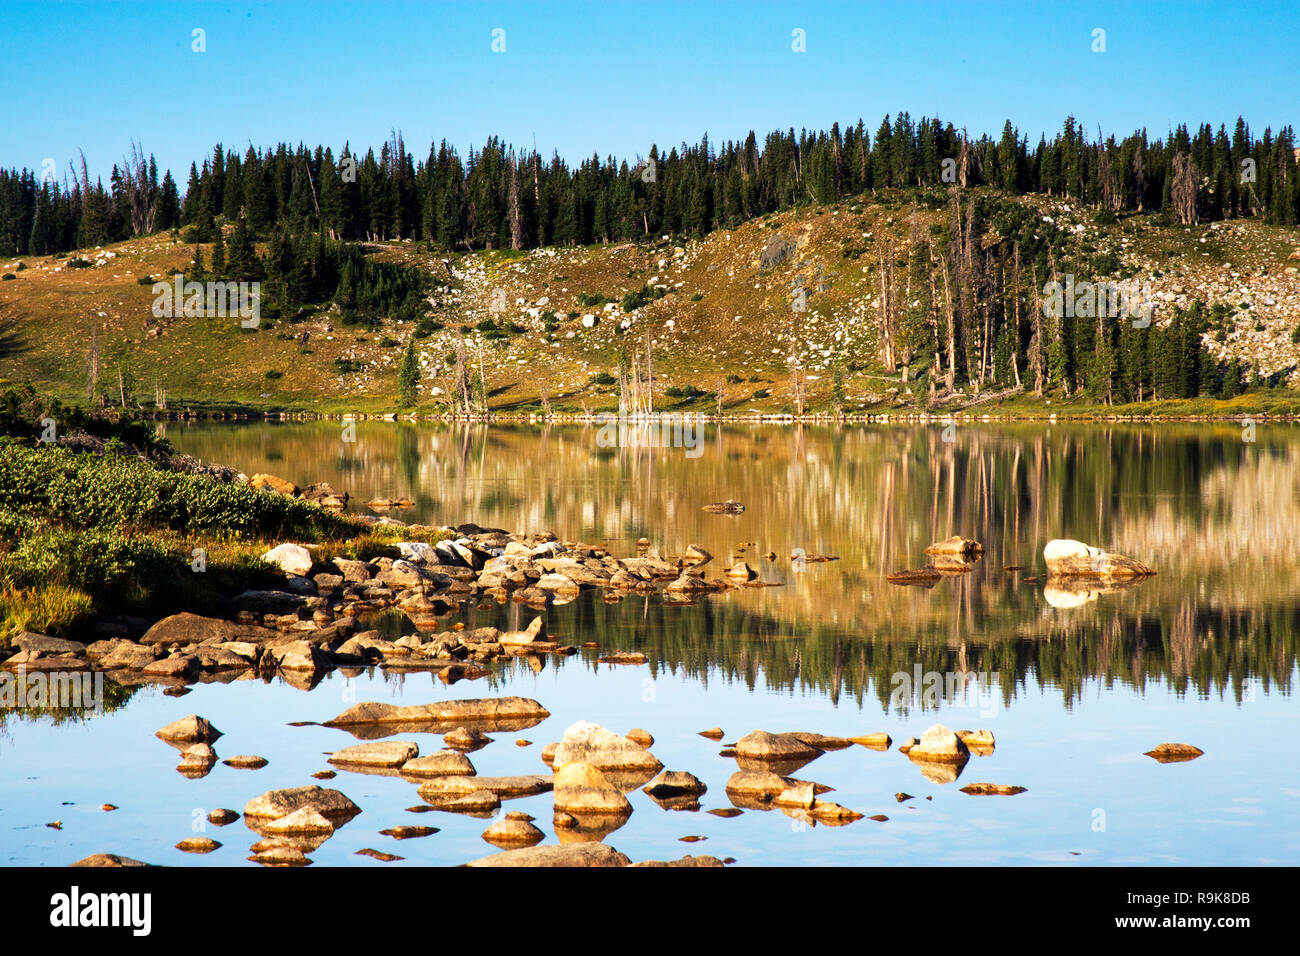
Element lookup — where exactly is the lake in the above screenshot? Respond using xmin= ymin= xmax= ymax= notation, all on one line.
xmin=3 ymin=420 xmax=1297 ymax=866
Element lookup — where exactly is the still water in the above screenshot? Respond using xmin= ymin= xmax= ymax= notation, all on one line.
xmin=3 ymin=421 xmax=1298 ymax=866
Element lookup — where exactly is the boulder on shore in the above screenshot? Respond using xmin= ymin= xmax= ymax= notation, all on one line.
xmin=1043 ymin=539 xmax=1155 ymax=578
xmin=251 ymin=473 xmax=299 ymax=496
xmin=262 ymin=543 xmax=314 ymax=576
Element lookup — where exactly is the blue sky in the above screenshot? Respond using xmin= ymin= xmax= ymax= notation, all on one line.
xmin=2 ymin=0 xmax=1295 ymax=184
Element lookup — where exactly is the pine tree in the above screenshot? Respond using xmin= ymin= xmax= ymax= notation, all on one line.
xmin=210 ymin=226 xmax=226 ymax=275
xmin=398 ymin=338 xmax=420 ymax=407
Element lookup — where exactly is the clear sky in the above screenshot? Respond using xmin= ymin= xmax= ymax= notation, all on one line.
xmin=2 ymin=0 xmax=1296 ymax=184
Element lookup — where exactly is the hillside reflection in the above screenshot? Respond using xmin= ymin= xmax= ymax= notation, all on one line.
xmin=171 ymin=421 xmax=1300 ymax=711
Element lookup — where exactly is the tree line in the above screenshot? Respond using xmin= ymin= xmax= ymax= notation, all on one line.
xmin=2 ymin=114 xmax=1297 ymax=258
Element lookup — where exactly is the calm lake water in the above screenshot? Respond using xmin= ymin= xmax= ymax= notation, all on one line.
xmin=3 ymin=420 xmax=1298 ymax=866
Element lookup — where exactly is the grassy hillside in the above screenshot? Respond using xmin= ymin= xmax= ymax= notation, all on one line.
xmin=3 ymin=189 xmax=1299 ymax=417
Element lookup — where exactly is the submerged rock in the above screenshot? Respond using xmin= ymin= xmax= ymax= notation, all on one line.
xmin=223 ymin=755 xmax=269 ymax=769
xmin=379 ymin=825 xmax=438 ymax=840
xmin=851 ymin=732 xmax=892 ymax=751
xmin=1144 ymin=743 xmax=1204 ymax=763
xmin=175 ymin=837 xmax=221 ymax=853
xmin=355 ymin=847 xmax=403 ymax=862
xmin=328 ymin=740 xmax=419 ymax=769
xmin=1043 ymin=539 xmax=1155 ymax=578
xmin=443 ymin=727 xmax=493 ymax=751
xmin=631 ymin=855 xmax=726 ymax=867
xmin=960 ymin=783 xmax=1027 ymax=796
xmin=70 ymin=853 xmax=149 ymax=867
xmin=324 ymin=697 xmax=550 ymax=727
xmin=466 ymin=843 xmax=630 ymax=867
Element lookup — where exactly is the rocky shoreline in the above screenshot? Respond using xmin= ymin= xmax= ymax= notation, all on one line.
xmin=3 ymin=504 xmax=1197 ymax=868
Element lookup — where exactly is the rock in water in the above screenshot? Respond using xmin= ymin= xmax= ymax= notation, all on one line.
xmin=733 ymin=730 xmax=823 ymax=762
xmin=263 ymin=808 xmax=337 ymax=835
xmin=906 ymin=724 xmax=970 ymax=762
xmin=401 ymin=750 xmax=476 ymax=777
xmin=481 ymin=813 xmax=546 ymax=848
xmin=323 ymin=697 xmax=550 ymax=726
xmin=1144 ymin=743 xmax=1204 ymax=763
xmin=155 ymin=714 xmax=222 ymax=744
xmin=550 ymin=721 xmax=662 ymax=773
xmin=328 ymin=741 xmax=418 ymax=769
xmin=1043 ymin=539 xmax=1155 ymax=578
xmin=642 ymin=770 xmax=708 ymax=798
xmin=960 ymin=783 xmax=1027 ymax=796
xmin=552 ymin=762 xmax=632 ymax=814
xmin=243 ymin=786 xmax=361 ymax=822
xmin=70 ymin=854 xmax=149 ymax=867
xmin=925 ymin=536 xmax=984 ymax=557
xmin=466 ymin=843 xmax=630 ymax=867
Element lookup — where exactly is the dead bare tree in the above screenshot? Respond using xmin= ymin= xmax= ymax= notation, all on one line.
xmin=121 ymin=141 xmax=158 ymax=236
xmin=1171 ymin=152 xmax=1201 ymax=225
xmin=87 ymin=318 xmax=100 ymax=405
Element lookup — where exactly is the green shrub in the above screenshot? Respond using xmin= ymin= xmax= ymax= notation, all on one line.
xmin=0 ymin=440 xmax=354 ymax=540
xmin=665 ymin=384 xmax=704 ymax=399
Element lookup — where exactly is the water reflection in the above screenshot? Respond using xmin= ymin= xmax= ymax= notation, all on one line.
xmin=160 ymin=421 xmax=1300 ymax=713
